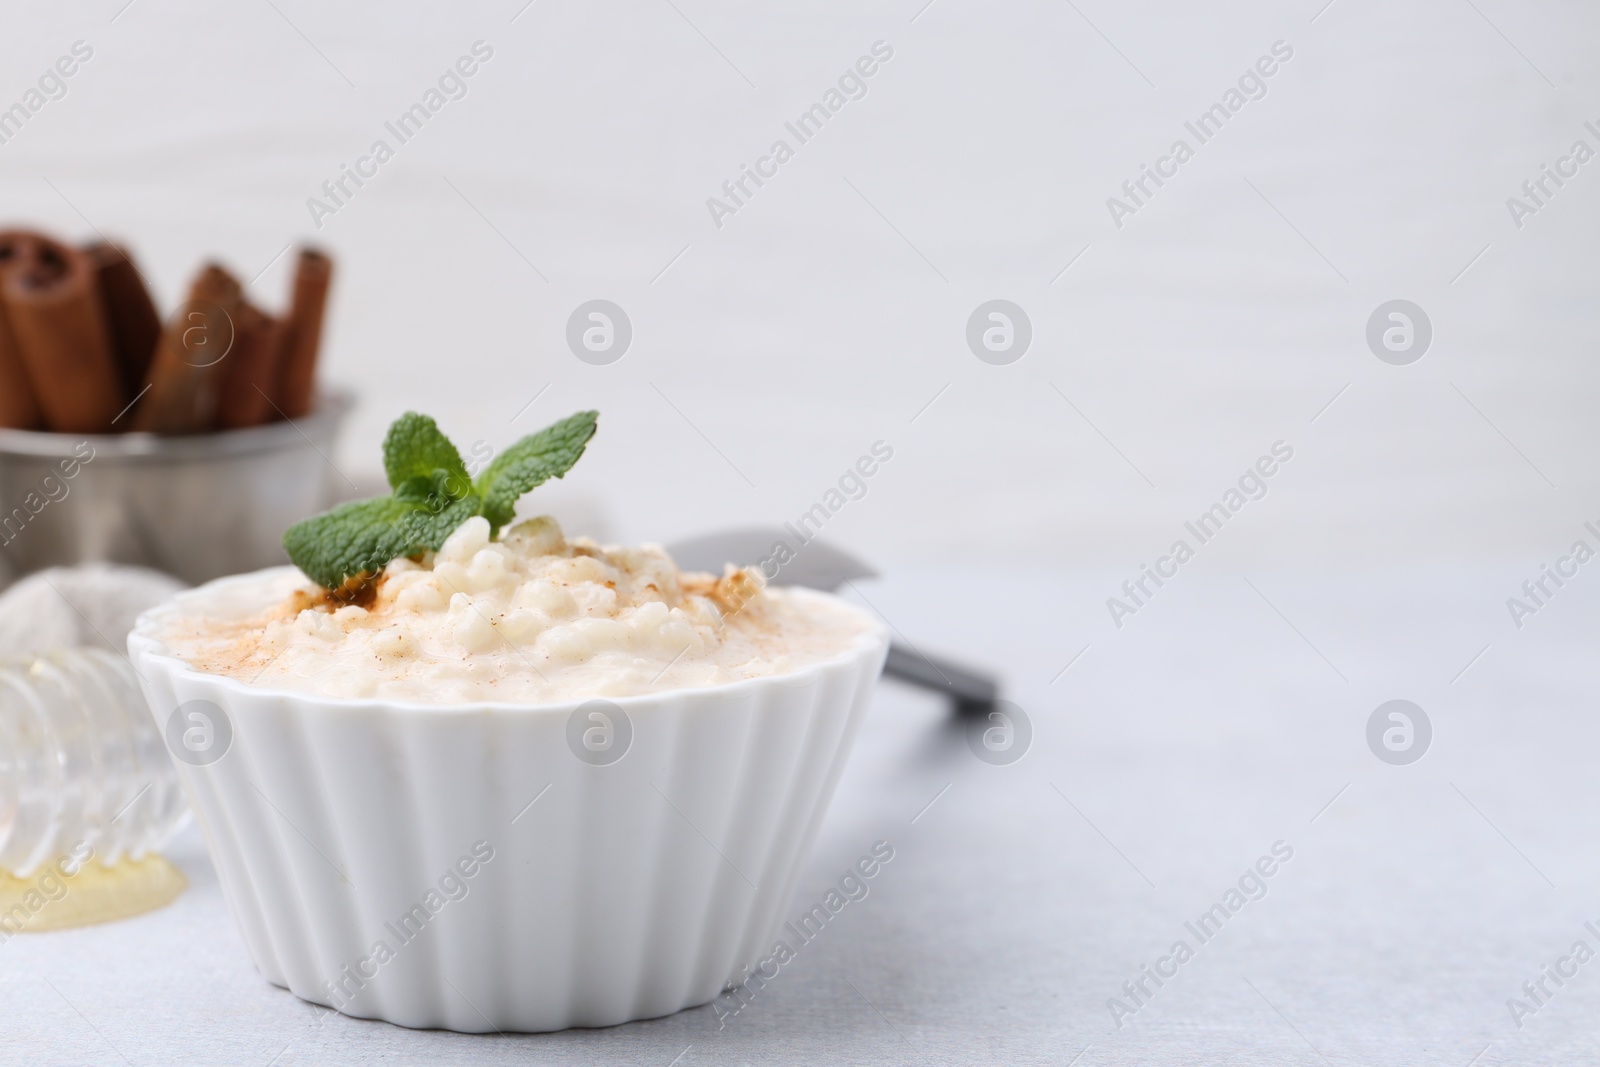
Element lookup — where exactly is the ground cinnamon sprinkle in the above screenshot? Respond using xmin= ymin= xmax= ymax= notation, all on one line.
xmin=159 ymin=515 xmax=876 ymax=704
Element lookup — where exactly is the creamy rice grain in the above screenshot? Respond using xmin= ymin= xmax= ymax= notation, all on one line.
xmin=159 ymin=516 xmax=876 ymax=703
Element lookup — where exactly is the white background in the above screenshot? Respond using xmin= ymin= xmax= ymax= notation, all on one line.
xmin=4 ymin=1 xmax=1600 ymax=1063
xmin=3 ymin=0 xmax=1596 ymax=572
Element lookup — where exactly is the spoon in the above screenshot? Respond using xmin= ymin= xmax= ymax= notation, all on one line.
xmin=665 ymin=527 xmax=999 ymax=716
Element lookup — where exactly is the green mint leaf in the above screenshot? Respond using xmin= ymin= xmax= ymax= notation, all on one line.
xmin=284 ymin=409 xmax=599 ymax=590
xmin=474 ymin=410 xmax=598 ymax=532
xmin=393 ymin=468 xmax=468 ymax=507
xmin=383 ymin=412 xmax=473 ymax=503
xmin=388 ymin=495 xmax=482 ymax=552
xmin=283 ymin=496 xmax=422 ymax=591
xmin=283 ymin=494 xmax=479 ymax=590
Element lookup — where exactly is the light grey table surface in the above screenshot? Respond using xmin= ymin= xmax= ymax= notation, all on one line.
xmin=4 ymin=564 xmax=1595 ymax=1066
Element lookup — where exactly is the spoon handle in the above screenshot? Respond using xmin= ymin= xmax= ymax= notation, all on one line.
xmin=882 ymin=642 xmax=999 ymax=716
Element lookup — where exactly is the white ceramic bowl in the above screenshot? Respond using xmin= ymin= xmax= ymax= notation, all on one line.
xmin=129 ymin=567 xmax=888 ymax=1032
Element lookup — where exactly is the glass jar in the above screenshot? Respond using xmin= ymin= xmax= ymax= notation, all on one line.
xmin=0 ymin=649 xmax=187 ymax=878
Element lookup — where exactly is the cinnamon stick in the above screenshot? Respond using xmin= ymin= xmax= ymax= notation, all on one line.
xmin=85 ymin=241 xmax=161 ymax=399
xmin=215 ymin=302 xmax=284 ymax=429
xmin=0 ymin=231 xmax=44 ymax=430
xmin=132 ymin=263 xmax=242 ymax=434
xmin=1 ymin=238 xmax=126 ymax=434
xmin=276 ymin=248 xmax=332 ymax=419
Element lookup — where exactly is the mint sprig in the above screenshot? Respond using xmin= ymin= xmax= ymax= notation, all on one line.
xmin=284 ymin=410 xmax=598 ymax=591
xmin=476 ymin=411 xmax=602 ymax=529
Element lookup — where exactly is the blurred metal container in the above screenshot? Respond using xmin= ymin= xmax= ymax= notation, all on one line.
xmin=0 ymin=391 xmax=352 ymax=587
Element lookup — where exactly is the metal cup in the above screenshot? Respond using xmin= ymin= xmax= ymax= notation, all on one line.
xmin=0 ymin=391 xmax=352 ymax=587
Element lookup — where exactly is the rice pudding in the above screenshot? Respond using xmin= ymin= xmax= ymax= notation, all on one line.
xmin=158 ymin=515 xmax=877 ymax=703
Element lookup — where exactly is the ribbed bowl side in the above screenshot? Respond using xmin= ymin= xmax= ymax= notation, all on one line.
xmin=731 ymin=650 xmax=883 ymax=977
xmin=133 ymin=630 xmax=887 ymax=1033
